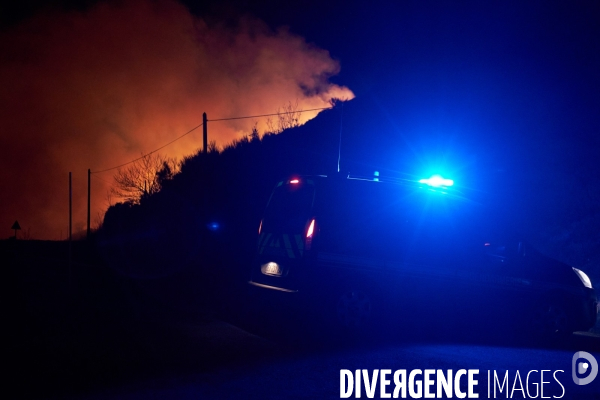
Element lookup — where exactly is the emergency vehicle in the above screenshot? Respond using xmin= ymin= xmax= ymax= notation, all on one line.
xmin=248 ymin=174 xmax=597 ymax=338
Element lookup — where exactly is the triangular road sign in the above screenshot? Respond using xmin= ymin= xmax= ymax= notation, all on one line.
xmin=11 ymin=220 xmax=21 ymax=230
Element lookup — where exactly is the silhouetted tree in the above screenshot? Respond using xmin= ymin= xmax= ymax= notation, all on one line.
xmin=250 ymin=122 xmax=260 ymax=142
xmin=111 ymin=153 xmax=179 ymax=204
xmin=208 ymin=139 xmax=220 ymax=153
xmin=265 ymin=100 xmax=302 ymax=134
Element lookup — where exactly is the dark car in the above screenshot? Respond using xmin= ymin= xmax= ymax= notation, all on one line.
xmin=248 ymin=174 xmax=597 ymax=338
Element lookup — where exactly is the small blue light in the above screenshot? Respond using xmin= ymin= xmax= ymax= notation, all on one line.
xmin=419 ymin=175 xmax=454 ymax=188
xmin=207 ymin=222 xmax=220 ymax=231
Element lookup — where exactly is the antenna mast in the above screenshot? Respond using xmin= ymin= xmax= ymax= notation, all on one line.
xmin=337 ymin=102 xmax=344 ymax=173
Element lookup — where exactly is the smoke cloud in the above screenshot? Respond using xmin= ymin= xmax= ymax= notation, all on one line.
xmin=0 ymin=0 xmax=353 ymax=239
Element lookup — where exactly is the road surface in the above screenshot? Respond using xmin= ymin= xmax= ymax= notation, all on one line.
xmin=73 ymin=320 xmax=600 ymax=400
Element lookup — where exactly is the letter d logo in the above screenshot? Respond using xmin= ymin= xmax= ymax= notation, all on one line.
xmin=572 ymin=351 xmax=598 ymax=385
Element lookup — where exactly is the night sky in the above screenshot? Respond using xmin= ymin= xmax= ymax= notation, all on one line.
xmin=1 ymin=0 xmax=599 ymax=240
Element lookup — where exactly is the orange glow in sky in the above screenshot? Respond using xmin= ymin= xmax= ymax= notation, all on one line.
xmin=0 ymin=0 xmax=354 ymax=239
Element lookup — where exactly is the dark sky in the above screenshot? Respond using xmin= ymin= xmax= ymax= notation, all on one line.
xmin=224 ymin=1 xmax=600 ymax=143
xmin=2 ymin=0 xmax=599 ymax=238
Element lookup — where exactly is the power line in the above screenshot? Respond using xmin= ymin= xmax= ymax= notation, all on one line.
xmin=92 ymin=122 xmax=203 ymax=174
xmin=91 ymin=105 xmax=334 ymax=174
xmin=91 ymin=173 xmax=113 ymax=186
xmin=209 ymin=106 xmax=332 ymax=122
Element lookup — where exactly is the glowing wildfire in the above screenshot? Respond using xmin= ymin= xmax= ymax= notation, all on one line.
xmin=0 ymin=0 xmax=353 ymax=239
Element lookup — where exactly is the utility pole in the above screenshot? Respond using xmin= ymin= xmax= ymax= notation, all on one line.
xmin=69 ymin=172 xmax=72 ymax=287
xmin=337 ymin=102 xmax=344 ymax=173
xmin=69 ymin=172 xmax=72 ymax=242
xmin=203 ymin=112 xmax=208 ymax=153
xmin=87 ymin=168 xmax=91 ymax=240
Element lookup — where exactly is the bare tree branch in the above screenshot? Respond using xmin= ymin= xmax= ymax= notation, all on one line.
xmin=264 ymin=100 xmax=302 ymax=134
xmin=208 ymin=140 xmax=220 ymax=153
xmin=111 ymin=153 xmax=179 ymax=203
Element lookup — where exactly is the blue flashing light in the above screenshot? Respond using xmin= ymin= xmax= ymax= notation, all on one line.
xmin=419 ymin=175 xmax=454 ymax=188
xmin=207 ymin=222 xmax=220 ymax=231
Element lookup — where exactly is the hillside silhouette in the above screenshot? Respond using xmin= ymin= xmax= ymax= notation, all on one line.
xmin=95 ymin=103 xmax=350 ymax=322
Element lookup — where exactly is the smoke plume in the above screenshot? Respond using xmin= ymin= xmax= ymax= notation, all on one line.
xmin=0 ymin=0 xmax=353 ymax=239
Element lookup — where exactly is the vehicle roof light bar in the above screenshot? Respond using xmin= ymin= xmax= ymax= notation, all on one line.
xmin=419 ymin=175 xmax=454 ymax=188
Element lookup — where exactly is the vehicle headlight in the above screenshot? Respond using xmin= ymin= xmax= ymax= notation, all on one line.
xmin=573 ymin=267 xmax=593 ymax=289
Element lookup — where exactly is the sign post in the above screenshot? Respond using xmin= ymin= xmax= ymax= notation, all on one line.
xmin=11 ymin=220 xmax=21 ymax=239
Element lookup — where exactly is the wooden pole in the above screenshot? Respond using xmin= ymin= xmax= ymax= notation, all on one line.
xmin=69 ymin=172 xmax=72 ymax=287
xmin=203 ymin=112 xmax=207 ymax=153
xmin=87 ymin=168 xmax=91 ymax=240
xmin=69 ymin=172 xmax=72 ymax=242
